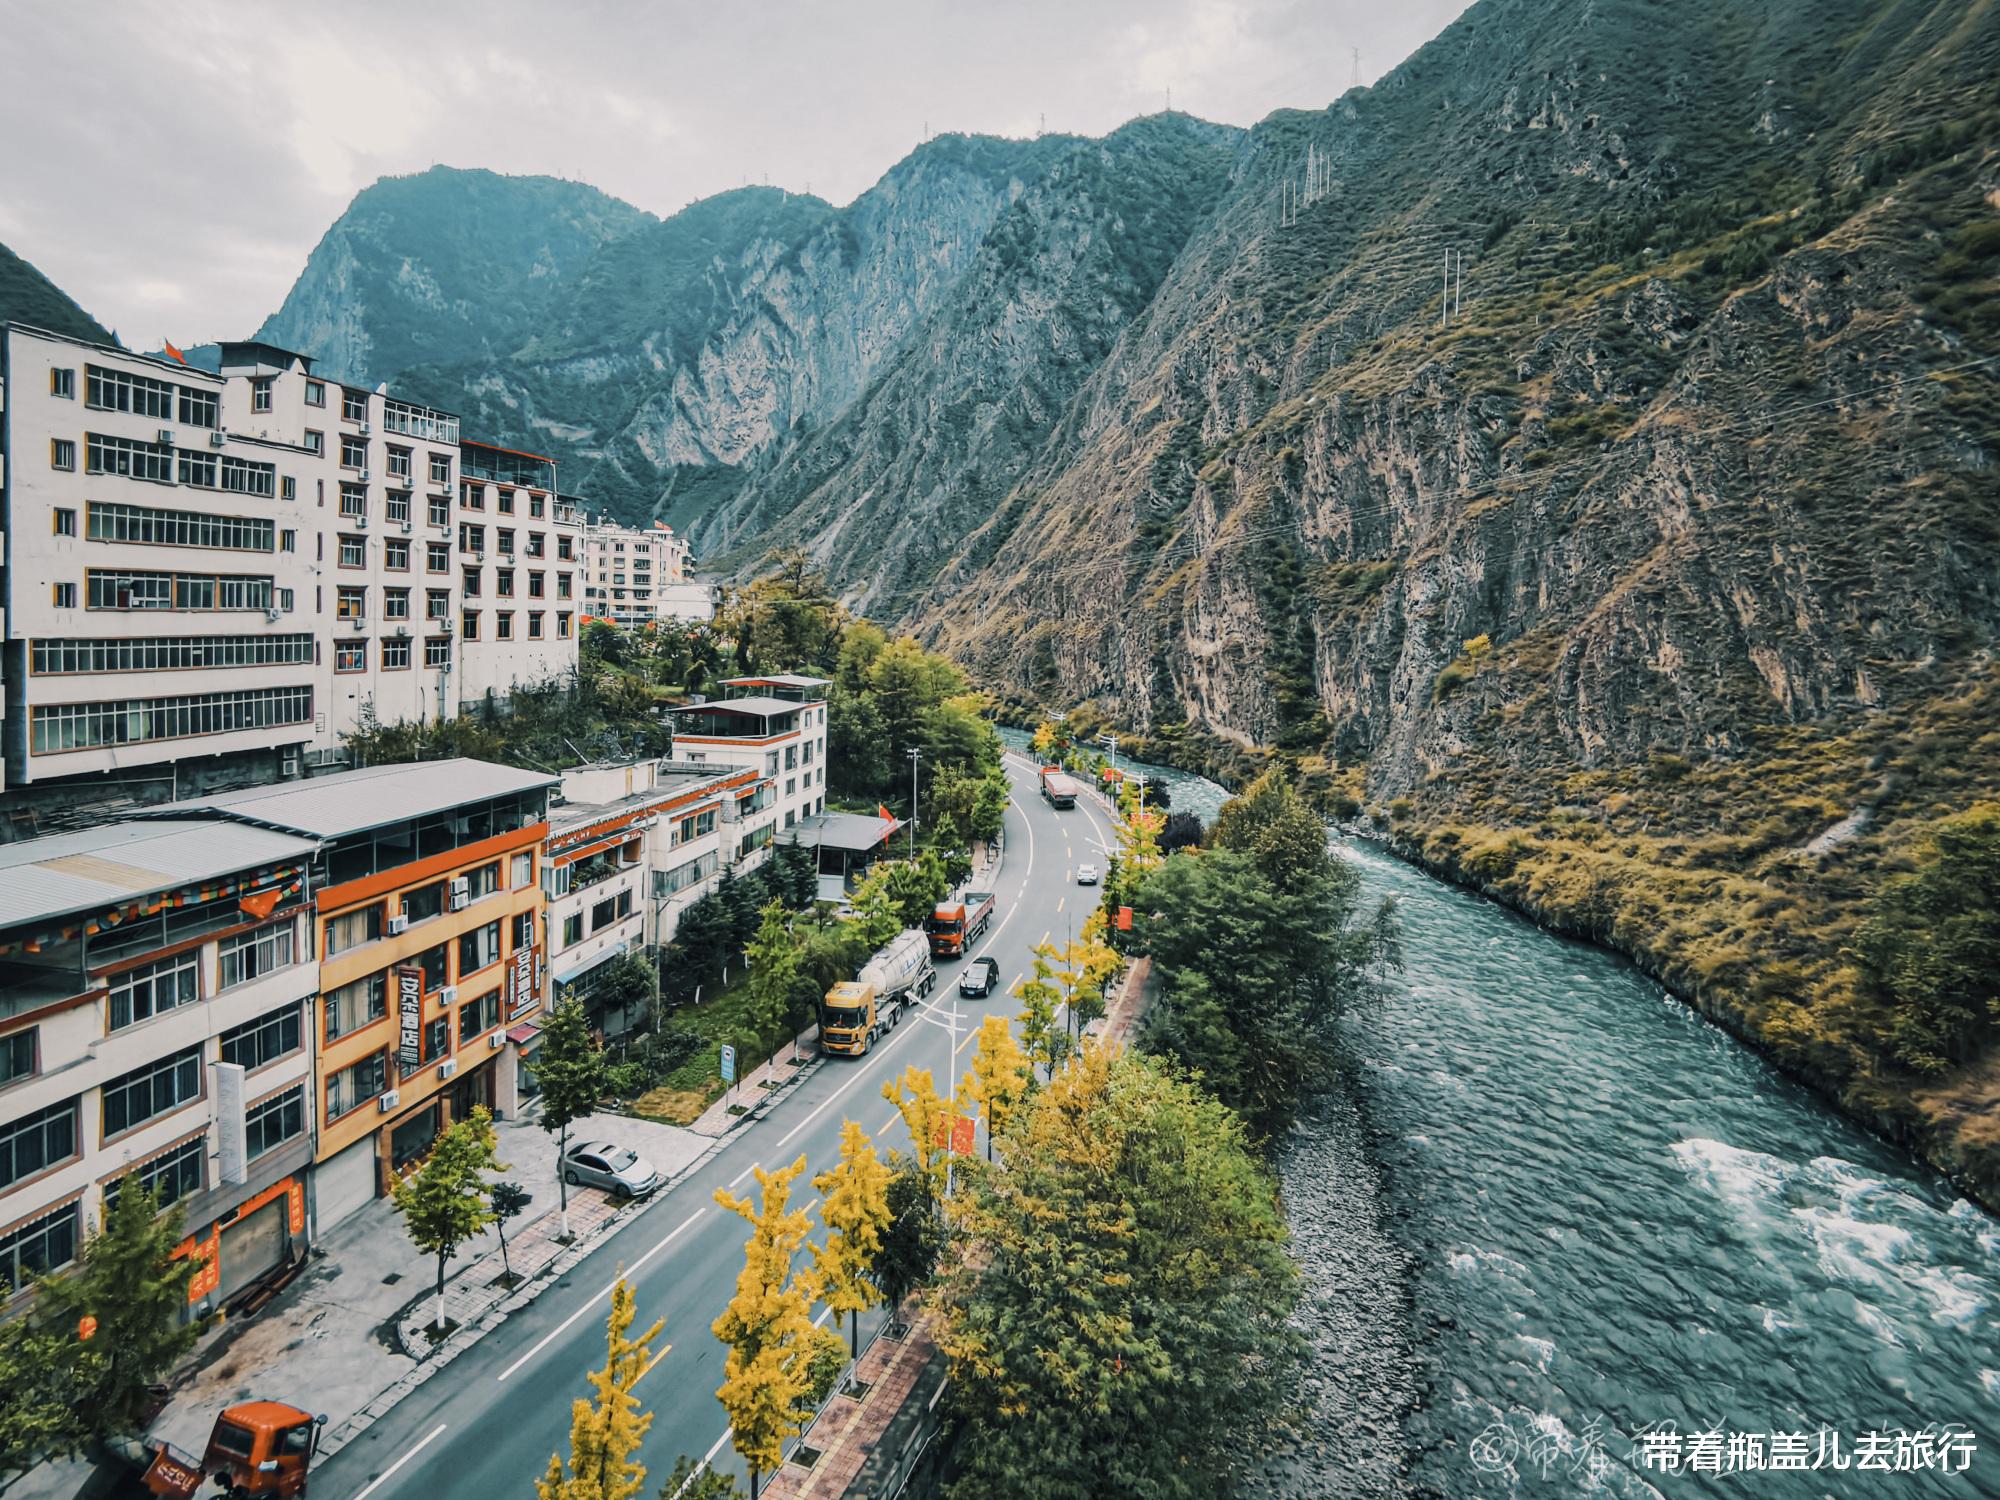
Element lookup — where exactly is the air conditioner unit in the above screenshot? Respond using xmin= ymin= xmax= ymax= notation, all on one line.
xmin=394 ymin=624 xmax=410 ymax=638
xmin=209 ymin=429 xmax=227 ymax=447
xmin=487 ymin=1032 xmax=506 ymax=1050
xmin=436 ymin=1059 xmax=458 ymax=1080
xmin=400 ymin=520 xmax=414 ymax=534
xmin=377 ymin=1091 xmax=401 ymax=1113
xmin=438 ymin=985 xmax=457 ymax=1005
xmin=157 ymin=427 xmax=175 ymax=445
xmin=357 ymin=468 xmax=371 ymax=482
xmin=348 ymin=616 xmax=366 ymax=631
xmin=449 ymin=878 xmax=470 ymax=911
xmin=358 ymin=421 xmax=372 ymax=435
xmin=358 ymin=515 xmax=371 ymax=530
xmin=387 ymin=913 xmax=409 ymax=936
xmin=280 ymin=752 xmax=301 ymax=779
xmin=265 ymin=607 xmax=283 ymax=623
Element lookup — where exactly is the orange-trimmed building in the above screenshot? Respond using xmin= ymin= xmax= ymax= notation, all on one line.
xmin=147 ymin=758 xmax=557 ymax=1230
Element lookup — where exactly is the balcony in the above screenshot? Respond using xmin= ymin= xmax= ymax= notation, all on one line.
xmin=381 ymin=400 xmax=460 ymax=446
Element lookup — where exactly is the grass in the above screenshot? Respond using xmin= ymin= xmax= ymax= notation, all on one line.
xmin=628 ymin=969 xmax=811 ymax=1125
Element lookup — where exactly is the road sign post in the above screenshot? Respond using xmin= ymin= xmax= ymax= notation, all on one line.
xmin=720 ymin=1042 xmax=737 ymax=1104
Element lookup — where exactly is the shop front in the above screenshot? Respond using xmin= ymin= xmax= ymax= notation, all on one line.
xmin=178 ymin=1146 xmax=311 ymax=1319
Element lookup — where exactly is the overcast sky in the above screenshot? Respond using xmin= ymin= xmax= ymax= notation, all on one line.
xmin=0 ymin=0 xmax=1471 ymax=348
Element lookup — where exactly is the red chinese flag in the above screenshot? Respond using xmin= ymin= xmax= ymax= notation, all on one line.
xmin=162 ymin=341 xmax=189 ymax=366
xmin=952 ymin=1115 xmax=977 ymax=1156
xmin=1117 ymin=906 xmax=1134 ymax=931
xmin=879 ymin=803 xmax=896 ymax=824
xmin=240 ymin=887 xmax=282 ymax=921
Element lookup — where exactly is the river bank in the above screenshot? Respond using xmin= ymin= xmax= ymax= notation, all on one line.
xmin=1002 ymin=726 xmax=2000 ymax=1495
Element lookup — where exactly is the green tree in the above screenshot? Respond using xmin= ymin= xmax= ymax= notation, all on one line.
xmin=1210 ymin=764 xmax=1336 ymax=898
xmin=0 ymin=1312 xmax=95 ymax=1483
xmin=491 ymin=1181 xmax=531 ymax=1287
xmin=1016 ymin=945 xmax=1071 ymax=1080
xmin=745 ymin=900 xmax=803 ymax=1049
xmin=391 ymin=1106 xmax=503 ymax=1334
xmin=811 ymin=1121 xmax=893 ymax=1357
xmin=881 ymin=852 xmax=949 ymax=928
xmin=711 ymin=1158 xmax=818 ymax=1500
xmin=32 ymin=1175 xmax=198 ymax=1436
xmin=1856 ymin=802 xmax=2000 ymax=1073
xmin=844 ymin=866 xmax=905 ymax=951
xmin=658 ymin=1457 xmax=745 ymax=1499
xmin=940 ymin=1044 xmax=1299 ymax=1500
xmin=539 ymin=999 xmax=609 ymax=1238
xmin=874 ymin=1165 xmax=946 ymax=1318
xmin=538 ymin=1277 xmax=665 ymax=1500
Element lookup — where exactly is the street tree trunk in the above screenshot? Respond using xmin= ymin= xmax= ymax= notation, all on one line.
xmin=558 ymin=1122 xmax=571 ymax=1239
xmin=436 ymin=1248 xmax=448 ymax=1333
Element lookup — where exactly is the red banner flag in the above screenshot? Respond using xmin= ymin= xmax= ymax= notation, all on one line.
xmin=1117 ymin=906 xmax=1134 ymax=931
xmin=878 ymin=803 xmax=896 ymax=824
xmin=951 ymin=1115 xmax=977 ymax=1156
xmin=162 ymin=341 xmax=189 ymax=366
xmin=239 ymin=886 xmax=282 ymax=921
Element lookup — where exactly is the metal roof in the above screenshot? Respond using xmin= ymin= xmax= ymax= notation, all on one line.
xmin=0 ymin=818 xmax=319 ymax=930
xmin=781 ymin=811 xmax=901 ymax=853
xmin=721 ymin=674 xmax=830 ymax=689
xmin=140 ymin=759 xmax=558 ymax=839
xmin=668 ymin=696 xmax=804 ymax=718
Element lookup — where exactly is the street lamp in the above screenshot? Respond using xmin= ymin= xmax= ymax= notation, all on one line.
xmin=905 ymin=746 xmax=923 ymax=858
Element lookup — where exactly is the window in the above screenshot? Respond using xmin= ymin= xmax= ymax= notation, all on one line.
xmin=558 ymin=535 xmax=574 ymax=561
xmin=339 ymin=483 xmax=366 ymax=519
xmin=427 ymin=542 xmax=450 ymax=572
xmin=657 ymin=851 xmax=717 ymax=895
xmin=511 ymin=851 xmax=534 ymax=888
xmin=558 ymin=573 xmax=574 ymax=599
xmin=0 ymin=1204 xmax=79 ymax=1290
xmin=528 ymin=612 xmax=544 ymax=639
xmin=102 ymin=1046 xmax=202 ymax=1136
xmin=462 ymin=567 xmax=481 ymax=597
xmin=325 ymin=903 xmax=383 ymax=956
xmin=0 ymin=1099 xmax=76 ymax=1189
xmin=339 ymin=536 xmax=366 ymax=568
xmin=302 ymin=429 xmax=324 ymax=457
xmin=403 ymin=880 xmax=446 ymax=923
xmin=281 ymin=528 xmax=297 ymax=552
xmin=457 ymin=921 xmax=501 ymax=975
xmin=386 ymin=491 xmax=410 ymax=524
xmin=675 ymin=808 xmax=718 ymax=844
xmin=282 ymin=475 xmax=297 ymax=501
xmin=31 ymin=634 xmax=313 ymax=675
xmin=86 ymin=364 xmax=174 ymax=417
xmin=178 ymin=387 xmax=219 ymax=428
xmin=51 ymin=438 xmax=76 ymax=471
xmin=386 ymin=446 xmax=412 ymax=481
xmin=384 ymin=587 xmax=411 ymax=620
xmin=50 ymin=367 xmax=75 ymax=399
xmin=251 ymin=378 xmax=273 ymax=413
xmin=496 ymin=568 xmax=515 ymax=597
xmin=220 ymin=456 xmax=277 ymax=496
xmin=428 ymin=494 xmax=450 ymax=527
xmin=497 ymin=612 xmax=514 ymax=641
xmin=51 ymin=507 xmax=78 ymax=537
xmin=529 ymin=572 xmax=545 ymax=598
xmin=426 ymin=589 xmax=450 ymax=620
xmin=382 ymin=638 xmax=411 ymax=670
xmin=336 ymin=586 xmax=366 ymax=620
xmin=425 ymin=637 xmax=451 ymax=668
xmin=326 ymin=1052 xmax=388 ymax=1118
xmin=341 ymin=389 xmax=368 ymax=422
xmin=499 ymin=491 xmax=516 ymax=515
xmin=462 ymin=610 xmax=480 ymax=640
xmin=324 ymin=971 xmax=386 ymax=1040
xmin=0 ymin=1029 xmax=35 ymax=1087
xmin=386 ymin=539 xmax=410 ymax=570
xmin=498 ymin=529 xmax=516 ymax=556
xmin=220 ymin=1003 xmax=301 ymax=1070
xmin=416 ymin=942 xmax=448 ymax=993
xmin=246 ymin=1086 xmax=306 ymax=1159
xmin=458 ymin=988 xmax=501 ymax=1042
xmin=305 ymin=379 xmax=325 ymax=407
xmin=105 ymin=1137 xmax=204 ymax=1209
xmin=465 ymin=862 xmax=502 ymax=900
xmin=86 ymin=432 xmax=173 ymax=482
xmin=421 ymin=1015 xmax=450 ymax=1063
xmin=84 ymin=568 xmax=275 ymax=612
xmin=88 ymin=501 xmax=274 ymax=551
xmin=341 ymin=436 xmax=367 ymax=469
xmin=561 ymin=912 xmax=582 ymax=947
xmin=219 ymin=920 xmax=296 ymax=990
xmin=51 ymin=581 xmax=76 ymax=610
xmin=530 ymin=493 xmax=546 ymax=517
xmin=428 ymin=453 xmax=451 ymax=485
xmin=335 ymin=641 xmax=365 ymax=673
xmin=510 ymin=910 xmax=534 ymax=950
xmin=109 ymin=951 xmax=199 ymax=1029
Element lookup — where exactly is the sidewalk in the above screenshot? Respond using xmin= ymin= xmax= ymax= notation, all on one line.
xmin=689 ymin=1028 xmax=823 ymax=1136
xmin=144 ymin=1104 xmax=710 ymax=1468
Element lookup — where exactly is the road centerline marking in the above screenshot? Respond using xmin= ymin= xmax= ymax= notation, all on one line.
xmin=351 ymin=1422 xmax=446 ymax=1500
xmin=496 ymin=1206 xmax=705 ymax=1381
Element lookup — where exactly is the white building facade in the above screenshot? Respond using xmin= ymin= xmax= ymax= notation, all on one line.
xmin=579 ymin=517 xmax=703 ymax=628
xmin=457 ymin=443 xmax=582 ymax=706
xmin=665 ymin=675 xmax=830 ymax=862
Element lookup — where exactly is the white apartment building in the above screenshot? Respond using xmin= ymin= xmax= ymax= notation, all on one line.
xmin=0 ymin=818 xmax=321 ymax=1315
xmin=541 ymin=758 xmax=755 ymax=1036
xmin=1 ymin=326 xmax=323 ymax=796
xmin=579 ymin=516 xmax=705 ymax=627
xmin=457 ymin=442 xmax=582 ymax=706
xmin=665 ymin=674 xmax=830 ymax=861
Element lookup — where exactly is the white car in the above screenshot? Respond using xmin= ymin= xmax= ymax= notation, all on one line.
xmin=1076 ymin=863 xmax=1100 ymax=885
xmin=560 ymin=1141 xmax=662 ymax=1199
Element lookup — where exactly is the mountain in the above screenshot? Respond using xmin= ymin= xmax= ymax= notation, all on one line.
xmin=0 ymin=240 xmax=114 ymax=344
xmin=255 ymin=166 xmax=654 ymax=382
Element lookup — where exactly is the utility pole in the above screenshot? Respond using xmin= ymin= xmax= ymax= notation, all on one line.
xmin=906 ymin=747 xmax=923 ymax=858
xmin=1454 ymin=248 xmax=1463 ymax=320
xmin=1442 ymin=249 xmax=1450 ymax=328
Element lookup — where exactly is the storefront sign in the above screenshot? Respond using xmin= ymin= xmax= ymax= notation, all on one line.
xmin=396 ymin=965 xmax=423 ymax=1070
xmin=508 ymin=944 xmax=538 ymax=1019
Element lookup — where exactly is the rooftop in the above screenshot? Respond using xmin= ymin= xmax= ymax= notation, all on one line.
xmin=780 ymin=810 xmax=901 ymax=854
xmin=0 ymin=818 xmax=320 ymax=931
xmin=551 ymin=763 xmax=741 ymax=830
xmin=721 ymin=674 xmax=831 ymax=689
xmin=218 ymin=338 xmax=315 ymax=374
xmin=138 ymin=759 xmax=559 ymax=840
xmin=667 ymin=695 xmax=805 ymax=718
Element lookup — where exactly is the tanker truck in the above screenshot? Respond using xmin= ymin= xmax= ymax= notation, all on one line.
xmin=820 ymin=929 xmax=937 ymax=1056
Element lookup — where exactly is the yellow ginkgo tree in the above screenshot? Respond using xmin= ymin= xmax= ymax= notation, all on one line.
xmin=811 ymin=1120 xmax=893 ymax=1356
xmin=712 ymin=1157 xmax=818 ymax=1500
xmin=881 ymin=1065 xmax=950 ymax=1199
xmin=958 ymin=1015 xmax=1030 ymax=1162
xmin=537 ymin=1276 xmax=664 ymax=1500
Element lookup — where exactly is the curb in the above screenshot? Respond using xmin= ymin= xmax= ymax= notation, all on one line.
xmin=313 ymin=1135 xmax=727 ymax=1468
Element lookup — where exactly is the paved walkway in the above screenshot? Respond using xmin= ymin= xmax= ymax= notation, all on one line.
xmin=689 ymin=1028 xmax=823 ymax=1137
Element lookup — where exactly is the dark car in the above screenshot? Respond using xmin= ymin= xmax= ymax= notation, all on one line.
xmin=560 ymin=1141 xmax=662 ymax=1199
xmin=959 ymin=956 xmax=1001 ymax=998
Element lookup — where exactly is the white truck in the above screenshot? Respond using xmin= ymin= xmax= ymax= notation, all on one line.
xmin=819 ymin=929 xmax=938 ymax=1056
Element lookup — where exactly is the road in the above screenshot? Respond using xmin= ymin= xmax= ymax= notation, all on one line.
xmin=325 ymin=752 xmax=1114 ymax=1500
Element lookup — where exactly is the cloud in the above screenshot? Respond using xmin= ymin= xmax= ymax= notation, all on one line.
xmin=0 ymin=0 xmax=1473 ymax=345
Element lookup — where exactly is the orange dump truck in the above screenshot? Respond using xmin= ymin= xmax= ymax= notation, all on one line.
xmin=1039 ymin=766 xmax=1079 ymax=808
xmin=141 ymin=1401 xmax=324 ymax=1498
xmin=925 ymin=891 xmax=996 ymax=958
